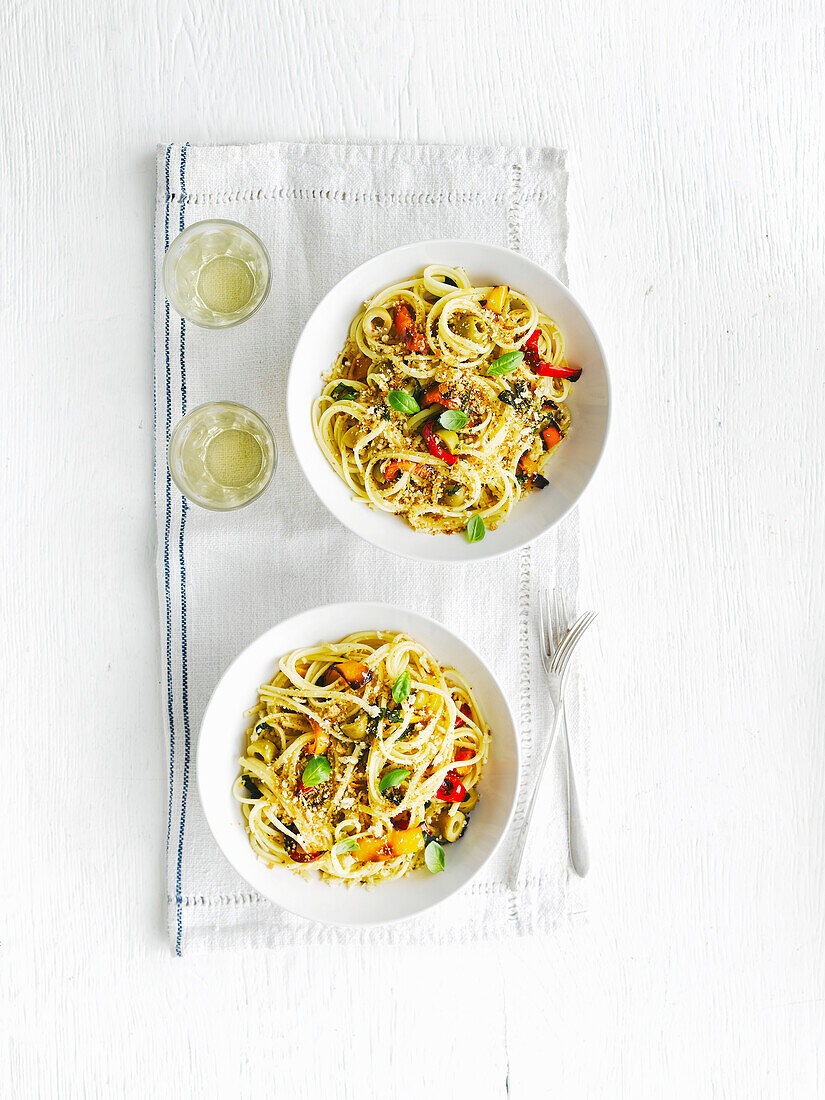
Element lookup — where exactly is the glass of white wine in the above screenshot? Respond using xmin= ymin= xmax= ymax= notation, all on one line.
xmin=163 ymin=219 xmax=271 ymax=329
xmin=168 ymin=402 xmax=277 ymax=511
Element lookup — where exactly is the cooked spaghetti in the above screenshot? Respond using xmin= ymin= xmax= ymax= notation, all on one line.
xmin=312 ymin=265 xmax=581 ymax=537
xmin=233 ymin=630 xmax=490 ymax=884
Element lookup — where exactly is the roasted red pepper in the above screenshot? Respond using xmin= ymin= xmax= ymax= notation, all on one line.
xmin=289 ymin=845 xmax=323 ymax=862
xmin=436 ymin=771 xmax=467 ymax=803
xmin=533 ymin=361 xmax=582 ymax=381
xmin=284 ymin=837 xmax=323 ymax=863
xmin=384 ymin=459 xmax=433 ymax=482
xmin=421 ymin=421 xmax=457 ymax=466
xmin=422 ymin=383 xmax=459 ymax=409
xmin=523 ymin=329 xmax=582 ymax=380
xmin=523 ymin=329 xmax=542 ymax=368
xmin=454 ymin=748 xmax=474 ymax=765
xmin=454 ymin=703 xmax=473 ymax=728
xmin=394 ymin=305 xmax=427 ymax=354
xmin=323 ymin=661 xmax=373 ymax=688
xmin=394 ymin=304 xmax=414 ymax=336
xmin=391 ymin=810 xmax=411 ymax=830
xmin=541 ymin=425 xmax=562 ymax=450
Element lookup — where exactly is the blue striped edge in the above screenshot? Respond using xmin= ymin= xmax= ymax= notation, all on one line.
xmin=161 ymin=144 xmax=178 ymax=950
xmin=173 ymin=141 xmax=190 ymax=957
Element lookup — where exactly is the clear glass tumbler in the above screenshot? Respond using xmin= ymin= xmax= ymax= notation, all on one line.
xmin=168 ymin=401 xmax=277 ymax=511
xmin=162 ymin=219 xmax=271 ymax=329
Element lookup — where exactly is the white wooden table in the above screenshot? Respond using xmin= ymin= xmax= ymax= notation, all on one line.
xmin=2 ymin=2 xmax=822 ymax=1096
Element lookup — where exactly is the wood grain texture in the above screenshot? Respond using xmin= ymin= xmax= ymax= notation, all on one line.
xmin=1 ymin=0 xmax=823 ymax=1096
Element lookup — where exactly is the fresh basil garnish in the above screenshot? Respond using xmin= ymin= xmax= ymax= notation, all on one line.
xmin=466 ymin=515 xmax=485 ymax=543
xmin=331 ymin=383 xmax=358 ymax=401
xmin=487 ymin=350 xmax=524 ymax=376
xmin=379 ymin=767 xmax=411 ymax=793
xmin=301 ymin=754 xmax=331 ymax=789
xmin=438 ymin=410 xmax=468 ymax=430
xmin=332 ymin=837 xmax=359 ymax=855
xmin=388 ymin=390 xmax=420 ymax=415
xmin=392 ymin=670 xmax=412 ymax=703
xmin=424 ymin=839 xmax=446 ymax=874
xmin=385 ymin=706 xmax=402 ymax=724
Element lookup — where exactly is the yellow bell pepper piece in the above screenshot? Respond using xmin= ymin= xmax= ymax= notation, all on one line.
xmin=486 ymin=285 xmax=509 ymax=313
xmin=389 ymin=828 xmax=423 ymax=857
xmin=355 ymin=828 xmax=422 ymax=862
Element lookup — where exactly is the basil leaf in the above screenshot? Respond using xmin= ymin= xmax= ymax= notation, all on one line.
xmin=388 ymin=390 xmax=420 ymax=415
xmin=392 ymin=670 xmax=412 ymax=703
xmin=332 ymin=837 xmax=359 ymax=855
xmin=487 ymin=351 xmax=524 ymax=376
xmin=301 ymin=754 xmax=331 ymax=788
xmin=379 ymin=767 xmax=411 ymax=793
xmin=331 ymin=383 xmax=358 ymax=401
xmin=385 ymin=706 xmax=402 ymax=724
xmin=466 ymin=515 xmax=486 ymax=543
xmin=424 ymin=840 xmax=446 ymax=874
xmin=438 ymin=410 xmax=468 ymax=430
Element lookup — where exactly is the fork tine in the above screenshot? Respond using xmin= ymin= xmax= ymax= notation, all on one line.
xmin=550 ymin=611 xmax=586 ymax=672
xmin=556 ymin=589 xmax=576 ymax=646
xmin=558 ymin=616 xmax=597 ymax=682
xmin=565 ymin=611 xmax=597 ymax=661
xmin=545 ymin=588 xmax=555 ymax=653
xmin=552 ymin=588 xmax=566 ymax=649
xmin=553 ymin=621 xmax=592 ymax=687
xmin=551 ymin=612 xmax=597 ymax=676
xmin=539 ymin=589 xmax=549 ymax=657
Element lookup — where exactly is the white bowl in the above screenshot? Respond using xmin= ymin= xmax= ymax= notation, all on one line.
xmin=196 ymin=602 xmax=520 ymax=927
xmin=288 ymin=239 xmax=610 ymax=562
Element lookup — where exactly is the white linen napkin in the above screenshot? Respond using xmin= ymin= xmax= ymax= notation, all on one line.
xmin=153 ymin=141 xmax=583 ymax=954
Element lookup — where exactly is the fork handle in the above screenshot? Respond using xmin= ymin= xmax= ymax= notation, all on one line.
xmin=509 ymin=701 xmax=565 ymax=887
xmin=562 ymin=705 xmax=589 ymax=877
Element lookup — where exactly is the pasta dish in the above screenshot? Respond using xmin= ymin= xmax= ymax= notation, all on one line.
xmin=312 ymin=265 xmax=582 ymax=539
xmin=234 ymin=630 xmax=489 ymax=884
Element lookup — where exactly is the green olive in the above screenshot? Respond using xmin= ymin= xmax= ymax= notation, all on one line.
xmin=341 ymin=713 xmax=368 ymax=740
xmin=444 ymin=481 xmax=466 ymax=505
xmin=435 ymin=428 xmax=459 ymax=452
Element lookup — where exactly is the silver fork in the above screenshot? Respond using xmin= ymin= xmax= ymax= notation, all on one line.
xmin=510 ymin=592 xmax=596 ymax=886
xmin=553 ymin=589 xmax=590 ymax=877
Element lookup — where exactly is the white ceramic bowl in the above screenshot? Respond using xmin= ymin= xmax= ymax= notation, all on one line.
xmin=197 ymin=602 xmax=520 ymax=927
xmin=288 ymin=239 xmax=610 ymax=562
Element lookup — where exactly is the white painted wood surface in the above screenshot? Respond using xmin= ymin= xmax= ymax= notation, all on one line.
xmin=2 ymin=1 xmax=823 ymax=1095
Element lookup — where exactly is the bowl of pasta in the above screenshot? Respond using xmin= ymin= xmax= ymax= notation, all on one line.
xmin=197 ymin=602 xmax=519 ymax=926
xmin=288 ymin=239 xmax=610 ymax=561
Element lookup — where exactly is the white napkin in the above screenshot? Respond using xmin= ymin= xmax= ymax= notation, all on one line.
xmin=153 ymin=141 xmax=583 ymax=954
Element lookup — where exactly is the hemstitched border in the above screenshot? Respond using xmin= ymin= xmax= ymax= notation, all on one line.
xmin=162 ymin=188 xmax=557 ymax=206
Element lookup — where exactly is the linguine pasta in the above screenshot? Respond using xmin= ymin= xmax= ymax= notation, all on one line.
xmin=233 ymin=630 xmax=490 ymax=885
xmin=312 ymin=265 xmax=580 ymax=537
